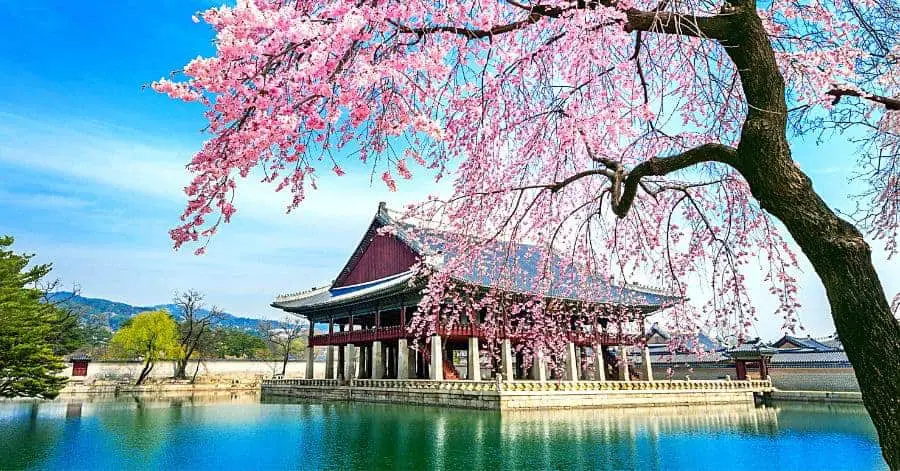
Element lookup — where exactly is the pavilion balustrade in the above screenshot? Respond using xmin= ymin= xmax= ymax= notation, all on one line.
xmin=310 ymin=325 xmax=407 ymax=346
xmin=262 ymin=377 xmax=775 ymax=393
xmin=310 ymin=324 xmax=643 ymax=347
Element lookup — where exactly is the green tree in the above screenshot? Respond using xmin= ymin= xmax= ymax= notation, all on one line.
xmin=108 ymin=310 xmax=181 ymax=385
xmin=0 ymin=236 xmax=68 ymax=398
xmin=259 ymin=317 xmax=307 ymax=377
xmin=209 ymin=327 xmax=267 ymax=359
xmin=171 ymin=290 xmax=223 ymax=379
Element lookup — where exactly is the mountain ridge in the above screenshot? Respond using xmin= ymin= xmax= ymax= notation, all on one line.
xmin=48 ymin=292 xmax=287 ymax=331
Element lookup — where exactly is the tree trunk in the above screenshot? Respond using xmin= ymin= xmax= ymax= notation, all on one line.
xmin=721 ymin=4 xmax=900 ymax=467
xmin=191 ymin=359 xmax=202 ymax=384
xmin=281 ymin=351 xmax=289 ymax=376
xmin=136 ymin=358 xmax=153 ymax=386
xmin=742 ymin=151 xmax=900 ymax=468
xmin=174 ymin=358 xmax=188 ymax=380
xmin=174 ymin=340 xmax=199 ymax=379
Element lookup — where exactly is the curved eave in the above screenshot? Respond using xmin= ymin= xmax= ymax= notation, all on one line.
xmin=447 ymin=275 xmax=679 ymax=314
xmin=273 ymin=280 xmax=423 ymax=318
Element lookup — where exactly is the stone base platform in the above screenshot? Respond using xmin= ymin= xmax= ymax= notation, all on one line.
xmin=261 ymin=379 xmax=773 ymax=410
xmin=769 ymin=389 xmax=863 ymax=403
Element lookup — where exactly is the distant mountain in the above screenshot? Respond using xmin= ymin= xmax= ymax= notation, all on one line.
xmin=47 ymin=292 xmax=289 ymax=332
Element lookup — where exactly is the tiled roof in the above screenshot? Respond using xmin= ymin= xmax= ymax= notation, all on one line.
xmin=770 ymin=350 xmax=851 ymax=366
xmin=384 ymin=207 xmax=680 ymax=306
xmin=774 ymin=335 xmax=836 ymax=352
xmin=645 ymin=323 xmax=722 ymax=352
xmin=273 ymin=271 xmax=415 ymax=309
xmin=274 ymin=203 xmax=680 ymax=313
xmin=69 ymin=352 xmax=92 ymax=361
xmin=644 ymin=352 xmax=730 ymax=364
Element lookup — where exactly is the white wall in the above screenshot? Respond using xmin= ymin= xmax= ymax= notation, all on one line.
xmin=64 ymin=360 xmax=326 ymax=381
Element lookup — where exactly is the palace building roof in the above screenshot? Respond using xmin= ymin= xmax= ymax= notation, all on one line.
xmin=273 ymin=203 xmax=679 ymax=316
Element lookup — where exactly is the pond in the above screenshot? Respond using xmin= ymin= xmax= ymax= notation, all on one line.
xmin=0 ymin=392 xmax=887 ymax=470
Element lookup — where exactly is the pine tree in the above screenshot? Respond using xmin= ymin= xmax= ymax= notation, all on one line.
xmin=0 ymin=236 xmax=67 ymax=399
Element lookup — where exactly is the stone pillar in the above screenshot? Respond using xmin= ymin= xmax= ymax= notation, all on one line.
xmin=360 ymin=345 xmax=369 ymax=379
xmin=337 ymin=343 xmax=345 ymax=380
xmin=372 ymin=341 xmax=384 ymax=379
xmin=467 ymin=337 xmax=482 ymax=381
xmin=387 ymin=346 xmax=395 ymax=378
xmin=408 ymin=346 xmax=418 ymax=379
xmin=530 ymin=349 xmax=548 ymax=381
xmin=565 ymin=342 xmax=578 ymax=381
xmin=325 ymin=346 xmax=335 ymax=379
xmin=575 ymin=347 xmax=583 ymax=380
xmin=397 ymin=339 xmax=409 ymax=379
xmin=500 ymin=339 xmax=514 ymax=381
xmin=305 ymin=346 xmax=315 ymax=379
xmin=618 ymin=345 xmax=630 ymax=381
xmin=430 ymin=335 xmax=443 ymax=380
xmin=642 ymin=346 xmax=654 ymax=381
xmin=593 ymin=345 xmax=606 ymax=381
xmin=345 ymin=344 xmax=357 ymax=379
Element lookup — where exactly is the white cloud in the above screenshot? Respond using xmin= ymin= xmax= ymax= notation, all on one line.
xmin=1 ymin=111 xmax=895 ymax=335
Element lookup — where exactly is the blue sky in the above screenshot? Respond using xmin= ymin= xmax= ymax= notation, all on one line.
xmin=0 ymin=1 xmax=895 ymax=339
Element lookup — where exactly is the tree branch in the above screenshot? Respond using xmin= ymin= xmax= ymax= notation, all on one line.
xmin=827 ymin=88 xmax=900 ymax=111
xmin=611 ymin=143 xmax=737 ymax=217
xmin=389 ymin=3 xmax=731 ymax=42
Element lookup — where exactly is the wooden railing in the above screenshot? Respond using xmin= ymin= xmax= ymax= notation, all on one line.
xmin=310 ymin=326 xmax=407 ymax=346
xmin=262 ymin=378 xmax=773 ymax=393
xmin=311 ymin=325 xmax=642 ymax=346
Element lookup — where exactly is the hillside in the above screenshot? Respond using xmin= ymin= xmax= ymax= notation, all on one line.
xmin=48 ymin=292 xmax=287 ymax=331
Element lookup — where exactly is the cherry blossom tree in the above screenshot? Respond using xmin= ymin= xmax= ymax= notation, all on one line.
xmin=154 ymin=0 xmax=900 ymax=465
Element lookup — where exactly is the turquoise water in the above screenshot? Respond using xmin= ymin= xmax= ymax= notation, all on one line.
xmin=0 ymin=392 xmax=887 ymax=470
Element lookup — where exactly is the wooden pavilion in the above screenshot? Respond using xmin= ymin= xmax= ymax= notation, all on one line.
xmin=272 ymin=203 xmax=678 ymax=382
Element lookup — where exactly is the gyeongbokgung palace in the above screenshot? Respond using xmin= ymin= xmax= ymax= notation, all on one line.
xmin=264 ymin=203 xmax=774 ymax=410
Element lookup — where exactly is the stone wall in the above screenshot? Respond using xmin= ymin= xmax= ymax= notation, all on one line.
xmin=769 ymin=368 xmax=859 ymax=392
xmin=63 ymin=360 xmax=326 ymax=382
xmin=652 ymin=364 xmax=861 ymax=392
xmin=262 ymin=379 xmax=770 ymax=410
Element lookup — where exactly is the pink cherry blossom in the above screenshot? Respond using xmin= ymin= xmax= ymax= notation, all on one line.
xmin=155 ymin=2 xmax=899 ymax=442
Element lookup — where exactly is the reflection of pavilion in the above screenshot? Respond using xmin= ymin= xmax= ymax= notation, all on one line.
xmin=266 ymin=203 xmax=773 ymax=409
xmin=499 ymin=403 xmax=779 ymax=436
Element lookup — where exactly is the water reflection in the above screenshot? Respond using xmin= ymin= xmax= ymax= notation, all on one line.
xmin=0 ymin=394 xmax=886 ymax=470
xmin=495 ymin=405 xmax=780 ymax=470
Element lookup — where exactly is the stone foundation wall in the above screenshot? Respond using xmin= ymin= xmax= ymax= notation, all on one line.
xmin=262 ymin=379 xmax=768 ymax=410
xmin=652 ymin=364 xmax=861 ymax=392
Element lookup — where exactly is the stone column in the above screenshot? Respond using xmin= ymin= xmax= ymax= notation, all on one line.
xmin=565 ymin=342 xmax=578 ymax=381
xmin=325 ymin=346 xmax=335 ymax=379
xmin=386 ymin=346 xmax=395 ymax=378
xmin=430 ymin=335 xmax=443 ymax=380
xmin=467 ymin=337 xmax=482 ymax=381
xmin=530 ymin=349 xmax=547 ymax=381
xmin=593 ymin=345 xmax=606 ymax=381
xmin=345 ymin=344 xmax=357 ymax=379
xmin=618 ymin=345 xmax=630 ymax=381
xmin=500 ymin=339 xmax=515 ymax=381
xmin=337 ymin=343 xmax=345 ymax=380
xmin=360 ymin=345 xmax=369 ymax=379
xmin=575 ymin=347 xmax=583 ymax=380
xmin=305 ymin=346 xmax=315 ymax=379
xmin=642 ymin=346 xmax=654 ymax=381
xmin=397 ymin=339 xmax=409 ymax=379
xmin=372 ymin=341 xmax=384 ymax=379
xmin=408 ymin=346 xmax=418 ymax=379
